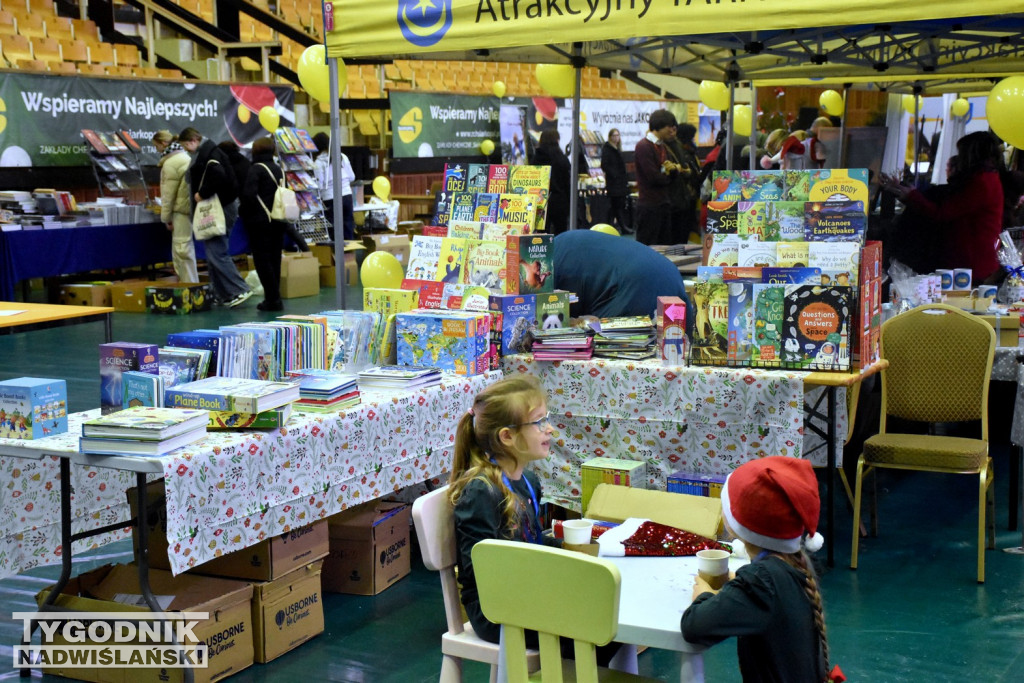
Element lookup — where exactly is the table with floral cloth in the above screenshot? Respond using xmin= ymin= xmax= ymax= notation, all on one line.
xmin=501 ymin=356 xmax=831 ymax=510
xmin=992 ymin=347 xmax=1024 ymax=447
xmin=0 ymin=371 xmax=499 ymax=578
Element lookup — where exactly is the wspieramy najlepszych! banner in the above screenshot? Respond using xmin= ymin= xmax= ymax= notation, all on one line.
xmin=391 ymin=91 xmax=502 ymax=158
xmin=0 ymin=73 xmax=294 ymax=167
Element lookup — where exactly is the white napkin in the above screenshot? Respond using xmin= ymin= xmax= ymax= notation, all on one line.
xmin=595 ymin=517 xmax=647 ymax=557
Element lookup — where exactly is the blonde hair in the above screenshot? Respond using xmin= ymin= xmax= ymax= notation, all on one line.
xmin=810 ymin=117 xmax=833 ymax=134
xmin=764 ymin=128 xmax=788 ymax=156
xmin=151 ymin=130 xmax=176 ymax=145
xmin=448 ymin=376 xmax=547 ymax=534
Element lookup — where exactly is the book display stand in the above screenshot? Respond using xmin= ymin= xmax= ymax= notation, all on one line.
xmin=273 ymin=127 xmax=331 ymax=244
xmin=81 ymin=129 xmax=151 ymax=204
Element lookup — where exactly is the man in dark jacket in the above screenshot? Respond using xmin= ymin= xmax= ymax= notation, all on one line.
xmin=178 ymin=127 xmax=251 ymax=307
xmin=634 ymin=109 xmax=680 ymax=245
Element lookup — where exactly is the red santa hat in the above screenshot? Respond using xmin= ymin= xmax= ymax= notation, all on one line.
xmin=721 ymin=456 xmax=824 ymax=554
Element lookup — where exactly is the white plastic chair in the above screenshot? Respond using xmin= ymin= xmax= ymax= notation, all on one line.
xmin=412 ymin=485 xmax=539 ymax=682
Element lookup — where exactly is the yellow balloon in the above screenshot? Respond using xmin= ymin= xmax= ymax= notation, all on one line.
xmin=480 ymin=139 xmax=495 ymax=156
xmin=492 ymin=81 xmax=506 ymax=98
xmin=535 ymin=64 xmax=574 ymax=98
xmin=590 ymin=224 xmax=619 ymax=236
xmin=988 ymin=76 xmax=1024 ymax=149
xmin=372 ymin=175 xmax=391 ymax=201
xmin=297 ymin=45 xmax=347 ymax=102
xmin=951 ymin=98 xmax=970 ymax=117
xmin=732 ymin=104 xmax=752 ymax=137
xmin=902 ymin=94 xmax=923 ymax=115
xmin=698 ymin=81 xmax=730 ymax=111
xmin=360 ymin=251 xmax=404 ymax=289
xmin=237 ymin=103 xmax=251 ymax=124
xmin=819 ymin=90 xmax=844 ymax=116
xmin=258 ymin=106 xmax=279 ymax=133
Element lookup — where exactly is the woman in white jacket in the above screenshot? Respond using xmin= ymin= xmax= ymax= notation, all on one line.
xmin=152 ymin=130 xmax=198 ymax=282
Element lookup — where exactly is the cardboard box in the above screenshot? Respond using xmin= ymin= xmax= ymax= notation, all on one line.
xmin=344 ymin=252 xmax=359 ymax=286
xmin=361 ymin=233 xmax=410 ymax=266
xmin=58 ymin=283 xmax=111 ymax=307
xmin=322 ymin=501 xmax=410 ymax=595
xmin=146 ymin=283 xmax=212 ymax=314
xmin=109 ymin=280 xmax=166 ymax=312
xmin=320 ymin=265 xmax=337 ymax=287
xmin=585 ymin=484 xmax=723 ymax=540
xmin=580 ymin=457 xmax=646 ymax=514
xmin=36 ymin=563 xmax=254 ymax=683
xmin=310 ymin=243 xmax=336 ymax=267
xmin=251 ymin=560 xmax=324 ymax=663
xmin=978 ymin=314 xmax=1021 ymax=347
xmin=280 ymin=253 xmax=320 ymax=299
xmin=128 ymin=480 xmax=329 ymax=580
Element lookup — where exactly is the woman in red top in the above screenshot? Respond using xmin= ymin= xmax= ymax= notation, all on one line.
xmin=882 ymin=131 xmax=1005 ymax=282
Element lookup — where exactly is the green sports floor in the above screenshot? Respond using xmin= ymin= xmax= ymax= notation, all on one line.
xmin=2 ymin=283 xmax=1024 ymax=681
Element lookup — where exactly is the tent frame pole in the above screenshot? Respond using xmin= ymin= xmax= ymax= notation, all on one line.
xmin=569 ymin=43 xmax=583 ymax=231
xmin=329 ymin=57 xmax=346 ymax=310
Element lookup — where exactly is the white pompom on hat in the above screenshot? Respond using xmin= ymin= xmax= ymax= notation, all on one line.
xmin=721 ymin=456 xmax=824 ymax=554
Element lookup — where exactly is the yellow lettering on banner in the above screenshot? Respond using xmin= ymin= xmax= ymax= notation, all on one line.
xmin=325 ymin=0 xmax=1019 ymax=58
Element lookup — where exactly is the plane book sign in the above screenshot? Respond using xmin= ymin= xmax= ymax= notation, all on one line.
xmin=0 ymin=72 xmax=294 ymax=167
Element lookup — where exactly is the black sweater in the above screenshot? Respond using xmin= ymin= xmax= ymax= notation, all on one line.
xmin=239 ymin=151 xmax=284 ymax=227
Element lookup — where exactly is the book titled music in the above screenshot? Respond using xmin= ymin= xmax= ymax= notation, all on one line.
xmin=164 ymin=376 xmax=300 ymax=414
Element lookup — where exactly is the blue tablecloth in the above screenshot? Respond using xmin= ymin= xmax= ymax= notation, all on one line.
xmin=0 ymin=222 xmax=250 ymax=300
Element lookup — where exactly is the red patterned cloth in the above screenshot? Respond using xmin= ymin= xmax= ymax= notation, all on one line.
xmin=621 ymin=520 xmax=729 ymax=557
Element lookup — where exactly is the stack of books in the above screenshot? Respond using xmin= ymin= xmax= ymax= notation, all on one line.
xmin=285 ymin=369 xmax=360 ymax=412
xmin=208 ymin=404 xmax=293 ymax=431
xmin=164 ymin=376 xmax=300 ymax=413
xmin=528 ymin=327 xmax=595 ymax=360
xmin=358 ymin=366 xmax=442 ymax=391
xmin=79 ymin=406 xmax=208 ymax=456
xmin=590 ymin=316 xmax=657 ymax=360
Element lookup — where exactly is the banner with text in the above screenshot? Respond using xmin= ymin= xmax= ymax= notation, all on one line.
xmin=0 ymin=73 xmax=295 ymax=167
xmin=390 ymin=91 xmax=501 ymax=157
xmin=324 ymin=0 xmax=1013 ymax=58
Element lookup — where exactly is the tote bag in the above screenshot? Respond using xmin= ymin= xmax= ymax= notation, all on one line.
xmin=258 ymin=164 xmax=300 ymax=222
xmin=192 ymin=160 xmax=227 ymax=240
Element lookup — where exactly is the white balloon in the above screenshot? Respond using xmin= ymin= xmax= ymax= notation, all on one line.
xmin=417 ymin=142 xmax=434 ymax=158
xmin=0 ymin=146 xmax=32 ymax=167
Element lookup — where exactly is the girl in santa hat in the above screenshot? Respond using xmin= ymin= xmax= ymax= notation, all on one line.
xmin=681 ymin=456 xmax=844 ymax=682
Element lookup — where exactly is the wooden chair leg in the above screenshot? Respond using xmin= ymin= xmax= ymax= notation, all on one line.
xmin=851 ymin=456 xmax=865 ymax=569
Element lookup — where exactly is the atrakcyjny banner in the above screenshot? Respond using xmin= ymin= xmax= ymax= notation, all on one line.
xmin=0 ymin=73 xmax=294 ymax=167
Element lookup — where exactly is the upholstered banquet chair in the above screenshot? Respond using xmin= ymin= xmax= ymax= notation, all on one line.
xmin=473 ymin=539 xmax=658 ymax=683
xmin=851 ymin=303 xmax=996 ymax=582
xmin=412 ymin=486 xmax=539 ymax=682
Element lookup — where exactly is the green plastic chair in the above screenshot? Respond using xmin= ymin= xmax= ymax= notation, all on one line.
xmin=472 ymin=539 xmax=659 ymax=683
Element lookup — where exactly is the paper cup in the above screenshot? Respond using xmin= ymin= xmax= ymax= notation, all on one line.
xmin=696 ymin=548 xmax=730 ymax=589
xmin=562 ymin=519 xmax=594 ymax=545
xmin=936 ymin=269 xmax=954 ymax=291
xmin=953 ymin=268 xmax=972 ymax=291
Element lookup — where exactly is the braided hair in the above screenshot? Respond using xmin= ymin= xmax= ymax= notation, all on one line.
xmin=777 ymin=549 xmax=830 ymax=680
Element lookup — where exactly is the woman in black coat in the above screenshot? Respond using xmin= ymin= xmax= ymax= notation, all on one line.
xmin=531 ymin=129 xmax=572 ymax=235
xmin=601 ymin=128 xmax=630 ymax=232
xmin=240 ymin=136 xmax=287 ymax=312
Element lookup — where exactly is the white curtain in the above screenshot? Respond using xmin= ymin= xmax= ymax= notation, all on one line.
xmin=930 ymin=94 xmax=966 ymax=186
xmin=880 ymin=93 xmax=910 ymax=177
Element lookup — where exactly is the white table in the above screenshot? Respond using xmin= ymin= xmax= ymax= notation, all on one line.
xmin=609 ymin=554 xmax=747 ymax=683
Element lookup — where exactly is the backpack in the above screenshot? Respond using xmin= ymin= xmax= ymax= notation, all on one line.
xmin=257 ymin=163 xmax=300 ymax=222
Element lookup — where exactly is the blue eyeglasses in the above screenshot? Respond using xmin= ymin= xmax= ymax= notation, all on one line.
xmin=508 ymin=412 xmax=551 ymax=431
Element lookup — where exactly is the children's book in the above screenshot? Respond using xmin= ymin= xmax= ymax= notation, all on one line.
xmin=435 ymin=237 xmax=469 ymax=284
xmin=472 ymin=192 xmax=500 ymax=222
xmin=82 ymin=406 xmax=208 ymax=440
xmin=467 ymin=164 xmax=490 ymax=193
xmin=750 ymin=284 xmax=785 ymax=366
xmin=782 ymin=170 xmax=811 ymax=202
xmin=705 ymin=200 xmax=739 ymax=234
xmin=441 ymin=283 xmax=491 ymax=311
xmin=462 ymin=239 xmax=507 ymax=290
xmin=496 ymin=194 xmax=538 ymax=234
xmin=448 ymin=191 xmax=477 ymax=222
xmin=775 ymin=242 xmax=811 ymax=268
xmin=505 ymin=234 xmax=553 ymax=295
xmin=737 ymin=201 xmax=804 ymax=241
xmin=696 ymin=266 xmax=725 ymax=282
xmin=706 ymin=234 xmax=740 ymax=267
xmin=689 ymin=280 xmax=729 ymax=364
xmin=207 ymin=404 xmax=293 ymax=430
xmin=804 ymin=200 xmax=866 ymax=243
xmin=781 ymin=285 xmax=851 ymax=370
xmin=165 ymin=376 xmax=300 ymax=414
xmin=156 ymin=347 xmax=201 ymax=391
xmin=0 ymin=377 xmax=67 ymax=440
xmin=99 ymin=342 xmax=159 ymax=415
xmin=507 ymin=165 xmax=551 ymax=197
xmin=738 ymin=171 xmax=785 ymax=201
xmin=808 ymin=168 xmax=870 ymax=203
xmin=737 ymin=237 xmax=778 ymax=268
xmin=165 ymin=330 xmax=220 ymax=378
xmin=448 ymin=220 xmax=523 ymax=241
xmin=443 ymin=163 xmax=468 ymax=194
xmin=761 ymin=267 xmax=822 ymax=285
xmin=406 ymin=235 xmax=444 ymax=281
xmin=431 ymin=190 xmax=452 ymax=227
xmin=122 ymin=371 xmax=164 ymax=409
xmin=81 ymin=129 xmax=109 ymax=154
xmin=727 ymin=281 xmax=755 ymax=363
xmin=710 ymin=170 xmax=742 ymax=201
xmin=79 ymin=430 xmax=207 ymax=456
xmin=808 ymin=242 xmax=860 ymax=287
xmin=487 ymin=164 xmax=509 ymax=193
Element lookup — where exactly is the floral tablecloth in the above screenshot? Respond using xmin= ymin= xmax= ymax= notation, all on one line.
xmin=993 ymin=347 xmax=1024 ymax=447
xmin=0 ymin=372 xmax=499 ymax=578
xmin=0 ymin=411 xmax=145 ymax=580
xmin=502 ymin=356 xmax=825 ymax=510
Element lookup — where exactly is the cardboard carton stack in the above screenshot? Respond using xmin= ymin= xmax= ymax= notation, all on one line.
xmin=322 ymin=500 xmax=412 ymax=595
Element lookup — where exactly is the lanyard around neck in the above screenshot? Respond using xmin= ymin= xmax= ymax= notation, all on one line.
xmin=492 ymin=459 xmax=541 ymax=543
